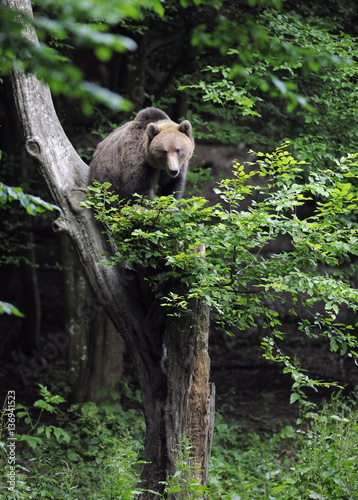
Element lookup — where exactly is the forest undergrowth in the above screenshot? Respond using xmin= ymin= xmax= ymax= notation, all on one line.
xmin=1 ymin=381 xmax=358 ymax=499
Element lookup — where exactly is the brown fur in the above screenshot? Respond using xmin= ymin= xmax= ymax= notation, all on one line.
xmin=89 ymin=108 xmax=194 ymax=201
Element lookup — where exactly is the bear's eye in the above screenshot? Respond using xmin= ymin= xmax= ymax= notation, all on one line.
xmin=176 ymin=149 xmax=181 ymax=155
xmin=161 ymin=150 xmax=168 ymax=156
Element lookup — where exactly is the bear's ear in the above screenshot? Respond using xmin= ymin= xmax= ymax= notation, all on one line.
xmin=147 ymin=123 xmax=160 ymax=141
xmin=178 ymin=120 xmax=192 ymax=138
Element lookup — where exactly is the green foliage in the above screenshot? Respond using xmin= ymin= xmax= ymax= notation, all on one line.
xmin=160 ymin=437 xmax=208 ymax=498
xmin=2 ymin=385 xmax=358 ymax=499
xmin=0 ymin=0 xmax=163 ymax=113
xmin=15 ymin=384 xmax=70 ymax=451
xmin=0 ymin=301 xmax=24 ymax=317
xmin=293 ymin=399 xmax=358 ymax=499
xmin=179 ymin=65 xmax=260 ymax=118
xmin=256 ymin=8 xmax=358 ymax=168
xmin=208 ymin=393 xmax=358 ymax=499
xmin=0 ymin=159 xmax=60 ymax=315
xmin=0 ymin=181 xmax=59 ymax=216
xmin=186 ymin=5 xmax=341 ymax=110
xmin=1 ymin=382 xmax=211 ymax=498
xmin=180 ymin=2 xmax=358 ymax=173
xmin=0 ymin=384 xmax=208 ymax=498
xmin=185 ymin=163 xmax=215 ymax=197
xmin=100 ymin=439 xmax=148 ymax=499
xmin=0 ymin=169 xmax=59 ymax=316
xmin=0 ymin=384 xmax=148 ymax=499
xmin=84 ymin=144 xmax=358 ymax=399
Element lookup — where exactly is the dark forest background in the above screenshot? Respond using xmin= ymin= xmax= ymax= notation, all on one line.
xmin=1 ymin=0 xmax=358 ymax=497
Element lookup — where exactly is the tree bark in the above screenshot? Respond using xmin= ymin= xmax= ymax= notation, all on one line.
xmin=5 ymin=0 xmax=215 ymax=495
xmin=19 ymin=218 xmax=41 ymax=353
xmin=59 ymin=233 xmax=125 ymax=403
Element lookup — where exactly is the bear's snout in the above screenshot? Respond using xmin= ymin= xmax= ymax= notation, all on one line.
xmin=168 ymin=167 xmax=179 ymax=178
xmin=167 ymin=153 xmax=180 ymax=178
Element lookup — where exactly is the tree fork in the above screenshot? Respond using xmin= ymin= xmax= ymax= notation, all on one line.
xmin=6 ymin=0 xmax=215 ymax=495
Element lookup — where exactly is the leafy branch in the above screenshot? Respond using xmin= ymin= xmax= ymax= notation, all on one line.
xmin=84 ymin=144 xmax=358 ymax=398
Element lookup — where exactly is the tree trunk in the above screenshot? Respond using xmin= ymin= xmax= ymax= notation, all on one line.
xmin=19 ymin=218 xmax=41 ymax=353
xmin=115 ymin=33 xmax=148 ymax=111
xmin=59 ymin=233 xmax=125 ymax=403
xmin=2 ymin=80 xmax=42 ymax=354
xmin=5 ymin=0 xmax=215 ymax=494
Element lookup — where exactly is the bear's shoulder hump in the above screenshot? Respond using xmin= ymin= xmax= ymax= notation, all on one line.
xmin=134 ymin=108 xmax=170 ymax=129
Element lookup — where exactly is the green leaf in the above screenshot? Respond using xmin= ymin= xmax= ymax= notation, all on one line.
xmin=53 ymin=426 xmax=71 ymax=443
xmin=0 ymin=301 xmax=24 ymax=317
xmin=290 ymin=393 xmax=300 ymax=404
xmin=33 ymin=400 xmax=57 ymax=413
xmin=272 ymin=77 xmax=287 ymax=95
xmin=18 ymin=435 xmax=43 ymax=450
xmin=67 ymin=449 xmax=79 ymax=462
xmin=152 ymin=0 xmax=165 ymax=16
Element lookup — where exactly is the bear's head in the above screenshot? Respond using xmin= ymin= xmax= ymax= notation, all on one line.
xmin=146 ymin=120 xmax=194 ymax=178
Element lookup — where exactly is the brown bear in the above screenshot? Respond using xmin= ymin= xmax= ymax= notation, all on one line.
xmin=89 ymin=107 xmax=194 ymax=202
